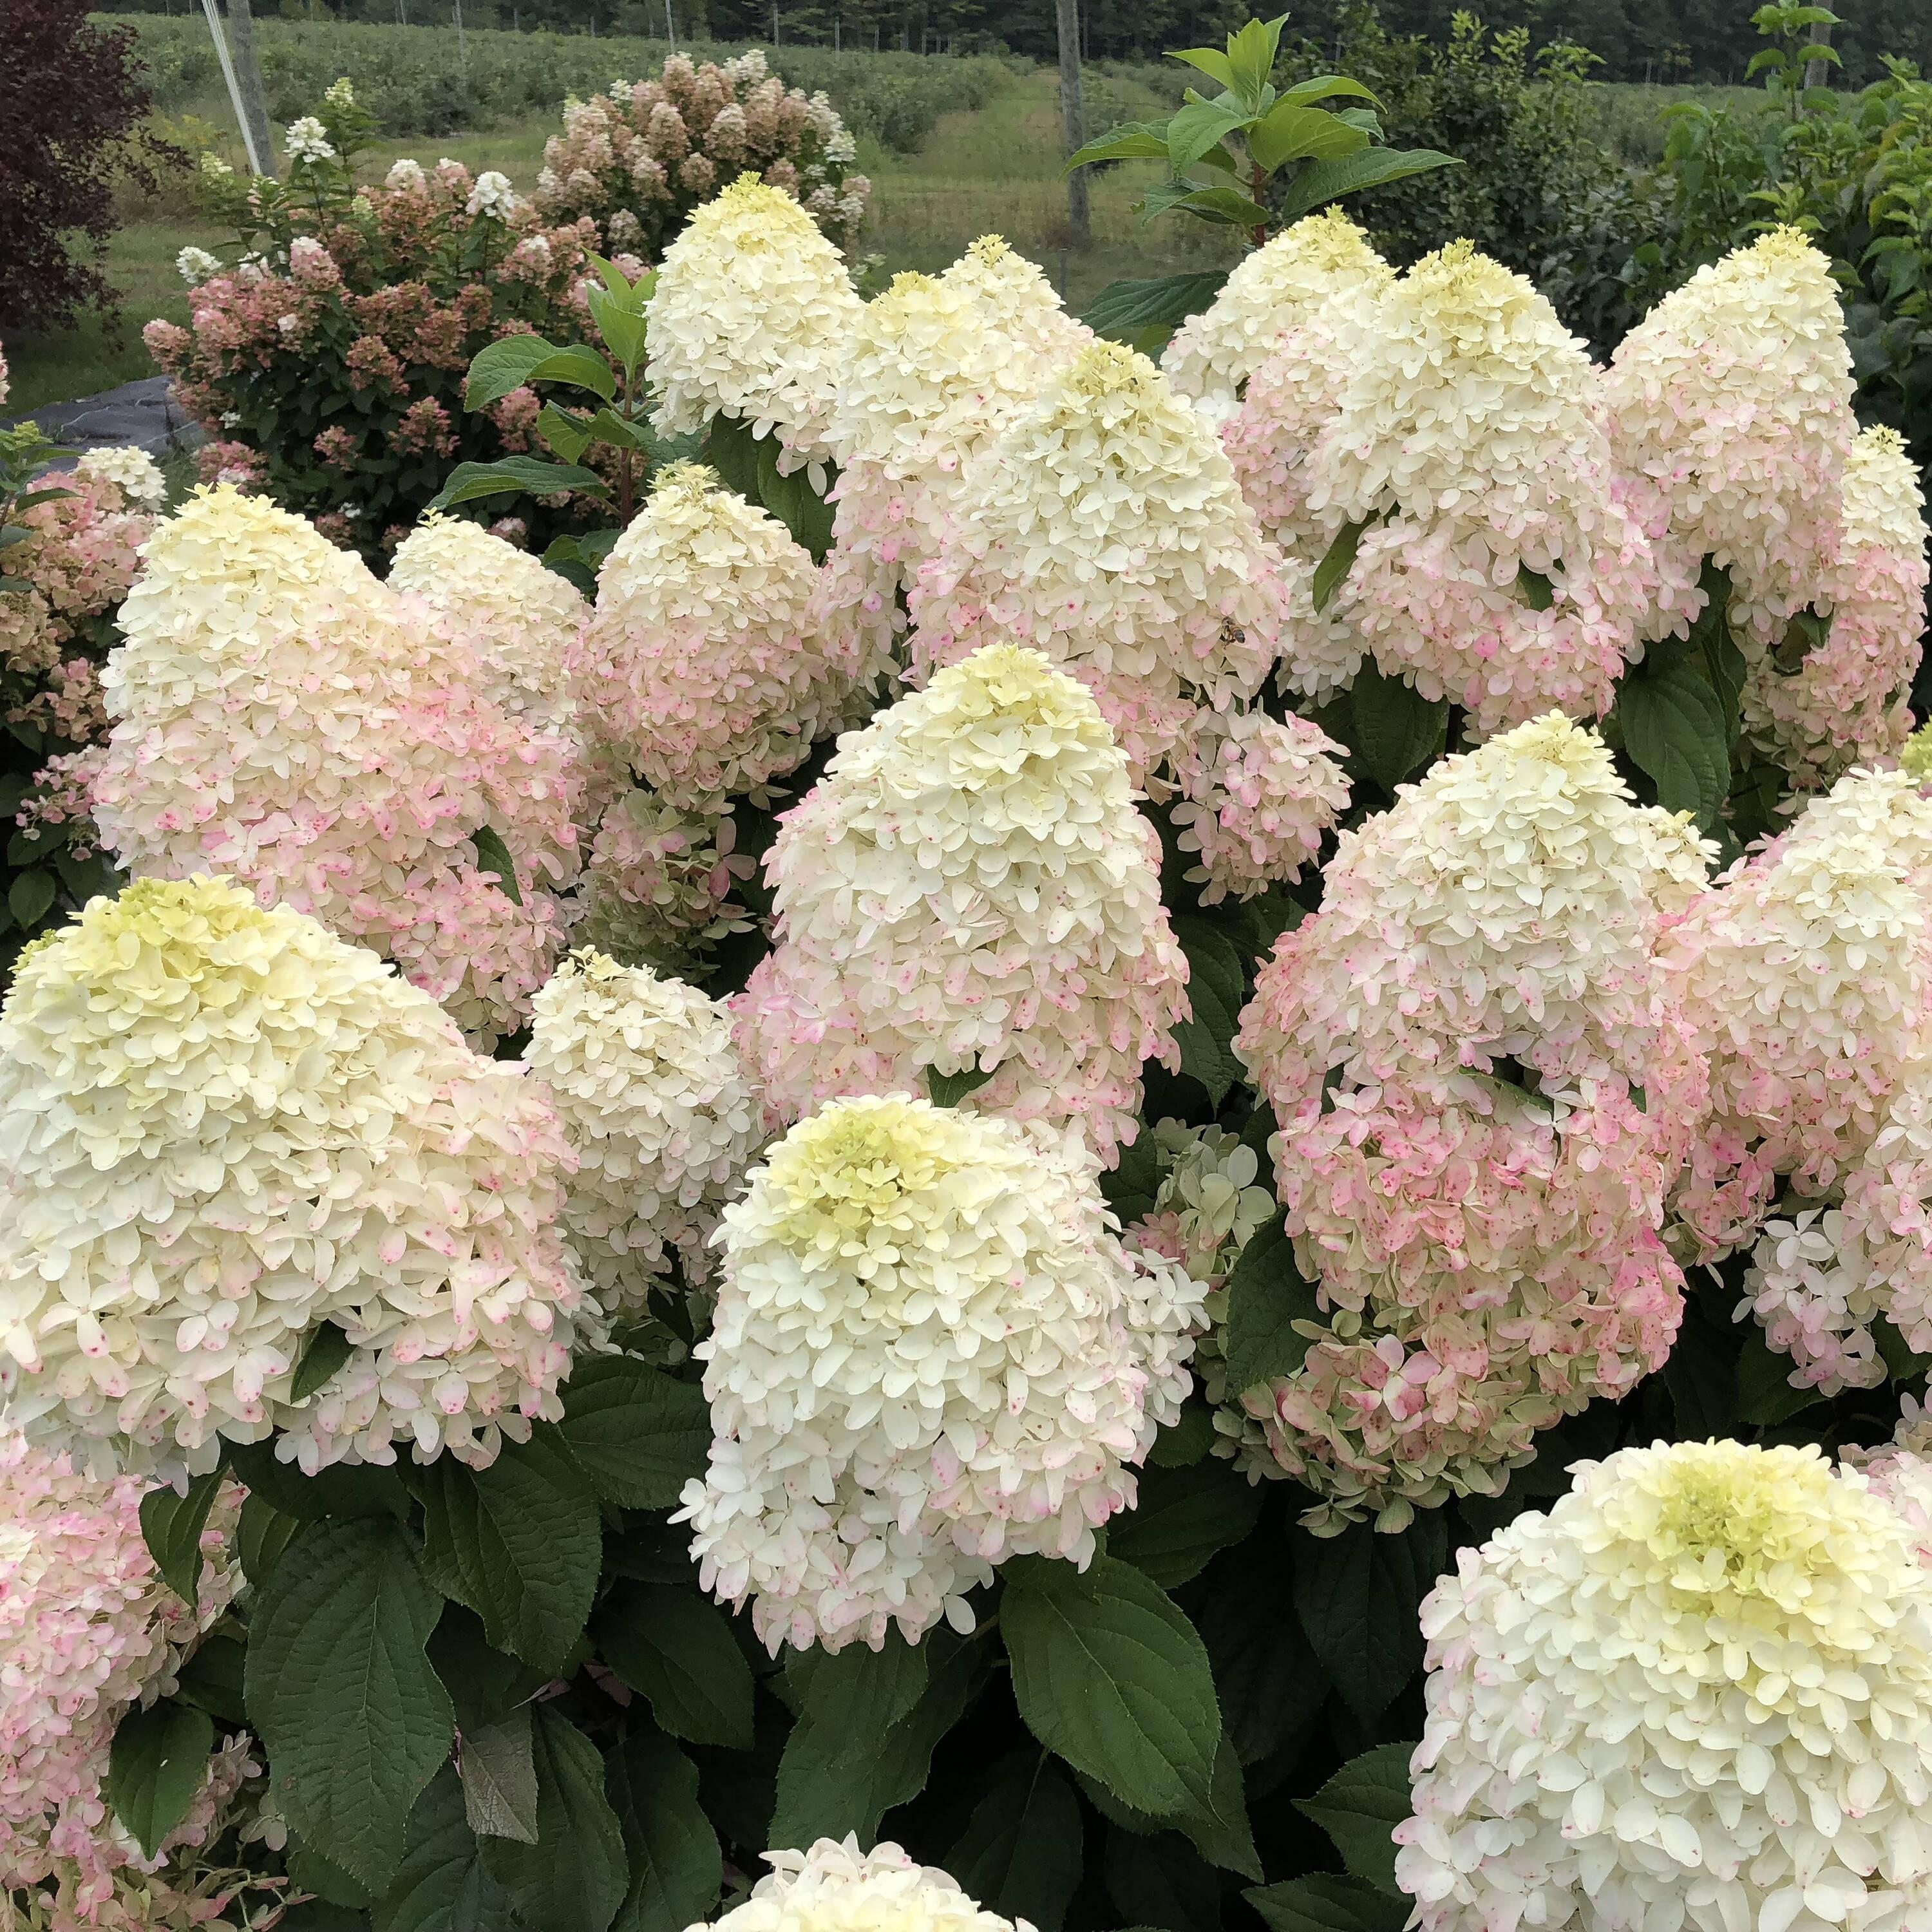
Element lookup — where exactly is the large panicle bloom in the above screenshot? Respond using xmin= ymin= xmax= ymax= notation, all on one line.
xmin=90 ymin=488 xmax=580 ymax=1046
xmin=1162 ymin=209 xmax=1394 ymax=424
xmin=645 ymin=174 xmax=860 ymax=477
xmin=525 ymin=949 xmax=761 ymax=1343
xmin=938 ymin=232 xmax=1090 ymax=368
xmin=734 ymin=645 xmax=1189 ymax=1160
xmin=1168 ymin=706 xmax=1350 ymax=904
xmin=1296 ymin=240 xmax=1684 ymax=733
xmin=1606 ymin=227 xmax=1859 ymax=715
xmin=907 ymin=339 xmax=1297 ymax=781
xmin=1233 ymin=715 xmax=1709 ymax=1528
xmin=819 ymin=248 xmax=1083 ymax=674
xmin=388 ymin=511 xmax=585 ymax=732
xmin=701 ymin=1839 xmax=1032 ymax=1932
xmin=570 ymin=464 xmax=858 ymax=811
xmin=676 ymin=1094 xmax=1207 ymax=1653
xmin=0 ymin=877 xmax=600 ymax=1482
xmin=1396 ymin=1441 xmax=1932 ymax=1932
xmin=0 ymin=1434 xmax=245 ymax=1931
xmin=1744 ymin=424 xmax=1927 ymax=788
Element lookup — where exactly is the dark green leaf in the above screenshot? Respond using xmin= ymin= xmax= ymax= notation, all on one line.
xmin=1276 ymin=146 xmax=1459 ymax=223
xmin=1157 ymin=185 xmax=1274 ymax=229
xmin=140 ymin=1464 xmax=225 ymax=1605
xmin=480 ymin=1705 xmax=628 ymax=1932
xmin=926 ymin=1061 xmax=996 ymax=1107
xmin=292 ymin=1323 xmax=354 ymax=1403
xmin=1082 ymin=273 xmax=1229 ymax=354
xmin=1148 ymin=1401 xmax=1218 ymax=1468
xmin=555 ymin=1356 xmax=710 ymax=1509
xmin=945 ymin=1756 xmax=1083 ymax=1932
xmin=1166 ymin=44 xmax=1237 ymax=92
xmin=290 ymin=1839 xmax=375 ymax=1910
xmin=418 ymin=1428 xmax=601 ymax=1674
xmin=9 ymin=869 xmax=55 ymax=929
xmin=605 ymin=1732 xmax=721 ymax=1932
xmin=536 ymin=404 xmax=593 ymax=464
xmin=1066 ymin=122 xmax=1173 ymax=170
xmin=426 ymin=458 xmax=606 ymax=512
xmin=1664 ymin=1295 xmax=1741 ymax=1440
xmin=1877 ymin=1318 xmax=1932 ymax=1385
xmin=1198 ymin=1543 xmax=1328 ymax=1767
xmin=586 ymin=285 xmax=649 ymax=375
xmin=238 ymin=1493 xmax=302 ymax=1590
xmin=1101 ymin=1132 xmax=1164 ymax=1227
xmin=1515 ymin=565 xmax=1555 ymax=612
xmin=1617 ymin=658 xmax=1730 ymax=827
xmin=1736 ymin=1322 xmax=1826 ymax=1426
xmin=592 ymin=1582 xmax=753 ymax=1749
xmin=1105 ymin=1826 xmax=1220 ymax=1932
xmin=1245 ymin=1873 xmax=1410 ymax=1932
xmin=1172 ymin=914 xmax=1247 ymax=1106
xmin=175 ymin=1633 xmax=249 ymax=1723
xmin=1346 ymin=664 xmax=1447 ymax=792
xmin=459 ymin=1707 xmax=539 ymax=1844
xmin=465 ymin=336 xmax=564 ymax=410
xmin=246 ymin=1518 xmax=455 ymax=1891
xmin=372 ymin=1767 xmax=519 ymax=1932
xmin=427 ymin=1606 xmax=551 ymax=1735
xmin=585 ymin=407 xmax=648 ymax=450
xmin=1110 ymin=1461 xmax=1262 ymax=1588
xmin=1168 ymin=99 xmax=1252 ymax=173
xmin=231 ymin=1439 xmax=410 ymax=1525
xmin=752 ymin=433 xmax=836 ymax=562
xmin=699 ymin=414 xmax=762 ymax=499
xmin=1004 ymin=1553 xmax=1220 ymax=1822
xmin=1294 ymin=1745 xmax=1414 ymax=1894
xmin=1246 ymin=101 xmax=1370 ymax=173
xmin=522 ymin=346 xmax=617 ymax=401
xmin=109 ymin=1701 xmax=214 ymax=1859
xmin=1293 ymin=1516 xmax=1448 ymax=1723
xmin=1312 ymin=516 xmax=1368 ymax=613
xmin=470 ymin=825 xmax=522 ymax=905
xmin=1220 ymin=1211 xmax=1325 ymax=1396
xmin=1182 ymin=1738 xmax=1262 ymax=1880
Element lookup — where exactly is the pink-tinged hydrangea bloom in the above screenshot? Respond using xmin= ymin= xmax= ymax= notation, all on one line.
xmin=574 ymin=788 xmax=753 ymax=972
xmin=1396 ymin=1442 xmax=1932 ymax=1932
xmin=818 ymin=246 xmax=1086 ymax=679
xmin=0 ymin=877 xmax=601 ymax=1481
xmin=1844 ymin=1401 xmax=1932 ymax=1568
xmin=734 ymin=645 xmax=1189 ymax=1160
xmin=705 ymin=1839 xmax=1034 ymax=1932
xmin=0 ymin=1434 xmax=244 ymax=1930
xmin=388 ymin=511 xmax=586 ymax=734
xmin=1747 ymin=424 xmax=1928 ymax=788
xmin=526 ymin=949 xmax=761 ymax=1341
xmin=90 ymin=487 xmax=581 ymax=1045
xmin=1234 ymin=715 xmax=1709 ymax=1528
xmin=1299 ymin=241 xmax=1689 ymax=735
xmin=1162 ymin=209 xmax=1392 ymax=427
xmin=571 ymin=464 xmax=858 ymax=811
xmin=1168 ymin=707 xmax=1350 ymax=904
xmin=1605 ymin=226 xmax=1859 ymax=708
xmin=645 ymin=175 xmax=860 ymax=477
xmin=909 ymin=341 xmax=1297 ymax=781
xmin=676 ymin=1094 xmax=1206 ymax=1654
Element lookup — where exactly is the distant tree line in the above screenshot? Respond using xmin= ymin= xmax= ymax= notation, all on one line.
xmin=103 ymin=0 xmax=1932 ymax=86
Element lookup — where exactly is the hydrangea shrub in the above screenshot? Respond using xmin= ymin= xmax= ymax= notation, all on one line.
xmin=4 ymin=170 xmax=1932 ymax=1932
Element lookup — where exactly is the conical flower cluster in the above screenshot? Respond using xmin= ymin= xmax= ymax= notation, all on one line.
xmin=645 ymin=173 xmax=861 ymax=475
xmin=701 ymin=1839 xmax=1032 ymax=1932
xmin=1234 ymin=715 xmax=1709 ymax=1527
xmin=91 ymin=487 xmax=580 ymax=1045
xmin=1296 ymin=241 xmax=1686 ymax=736
xmin=0 ymin=876 xmax=600 ymax=1481
xmin=571 ymin=463 xmax=860 ymax=810
xmin=734 ymin=644 xmax=1189 ymax=1159
xmin=526 ymin=949 xmax=761 ymax=1341
xmin=1397 ymin=1441 xmax=1932 ymax=1932
xmin=908 ymin=340 xmax=1296 ymax=780
xmin=676 ymin=1094 xmax=1206 ymax=1653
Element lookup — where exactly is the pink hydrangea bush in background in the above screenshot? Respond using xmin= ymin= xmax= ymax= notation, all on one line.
xmin=533 ymin=50 xmax=869 ymax=261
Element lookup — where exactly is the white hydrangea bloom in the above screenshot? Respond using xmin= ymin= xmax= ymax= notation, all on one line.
xmin=645 ymin=174 xmax=860 ymax=476
xmin=525 ymin=949 xmax=761 ymax=1332
xmin=909 ymin=340 xmax=1298 ymax=780
xmin=676 ymin=1094 xmax=1208 ymax=1653
xmin=938 ymin=232 xmax=1092 ymax=369
xmin=283 ymin=117 xmax=336 ymax=165
xmin=385 ymin=158 xmax=427 ymax=191
xmin=705 ymin=1839 xmax=1033 ymax=1932
xmin=466 ymin=169 xmax=518 ymax=219
xmin=1162 ymin=209 xmax=1394 ymax=425
xmin=1396 ymin=1441 xmax=1932 ymax=1932
xmin=1298 ymin=240 xmax=1686 ymax=737
xmin=0 ymin=876 xmax=601 ymax=1482
xmin=1605 ymin=226 xmax=1858 ymax=658
xmin=72 ymin=446 xmax=166 ymax=509
xmin=734 ymin=644 xmax=1189 ymax=1161
xmin=571 ymin=463 xmax=859 ymax=811
xmin=389 ymin=511 xmax=586 ymax=730
xmin=175 ymin=245 xmax=222 ymax=288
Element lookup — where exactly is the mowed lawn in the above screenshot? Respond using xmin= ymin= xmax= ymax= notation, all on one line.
xmin=5 ymin=66 xmax=1235 ymax=415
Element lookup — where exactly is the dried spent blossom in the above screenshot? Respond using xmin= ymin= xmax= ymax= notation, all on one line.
xmin=525 ymin=949 xmax=761 ymax=1336
xmin=0 ymin=876 xmax=601 ymax=1482
xmin=676 ymin=1094 xmax=1207 ymax=1653
xmin=1396 ymin=1441 xmax=1932 ymax=1932
xmin=735 ymin=644 xmax=1189 ymax=1160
